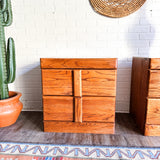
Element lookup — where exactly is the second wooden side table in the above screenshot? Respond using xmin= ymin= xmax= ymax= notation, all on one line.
xmin=130 ymin=57 xmax=160 ymax=136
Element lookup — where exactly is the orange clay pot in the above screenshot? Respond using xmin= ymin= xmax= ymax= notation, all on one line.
xmin=0 ymin=91 xmax=23 ymax=127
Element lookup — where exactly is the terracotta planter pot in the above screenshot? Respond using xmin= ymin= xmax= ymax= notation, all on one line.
xmin=0 ymin=91 xmax=23 ymax=127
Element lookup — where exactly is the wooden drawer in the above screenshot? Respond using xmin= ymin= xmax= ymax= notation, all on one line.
xmin=150 ymin=58 xmax=160 ymax=69
xmin=42 ymin=69 xmax=116 ymax=97
xmin=145 ymin=124 xmax=160 ymax=136
xmin=43 ymin=96 xmax=115 ymax=123
xmin=148 ymin=70 xmax=160 ymax=97
xmin=43 ymin=96 xmax=73 ymax=121
xmin=42 ymin=70 xmax=73 ymax=96
xmin=146 ymin=98 xmax=160 ymax=125
xmin=83 ymin=97 xmax=115 ymax=122
xmin=82 ymin=70 xmax=116 ymax=96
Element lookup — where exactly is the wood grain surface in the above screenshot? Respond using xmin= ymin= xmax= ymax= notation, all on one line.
xmin=82 ymin=70 xmax=116 ymax=96
xmin=146 ymin=98 xmax=160 ymax=125
xmin=130 ymin=57 xmax=150 ymax=133
xmin=44 ymin=121 xmax=114 ymax=134
xmin=148 ymin=70 xmax=160 ymax=97
xmin=150 ymin=58 xmax=160 ymax=69
xmin=130 ymin=57 xmax=160 ymax=136
xmin=74 ymin=97 xmax=82 ymax=123
xmin=82 ymin=97 xmax=115 ymax=123
xmin=41 ymin=58 xmax=117 ymax=69
xmin=41 ymin=69 xmax=73 ymax=96
xmin=73 ymin=70 xmax=82 ymax=97
xmin=41 ymin=58 xmax=117 ymax=134
xmin=43 ymin=96 xmax=73 ymax=121
xmin=145 ymin=124 xmax=160 ymax=136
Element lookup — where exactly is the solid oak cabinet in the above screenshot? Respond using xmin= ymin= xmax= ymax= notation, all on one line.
xmin=130 ymin=57 xmax=160 ymax=136
xmin=41 ymin=58 xmax=117 ymax=134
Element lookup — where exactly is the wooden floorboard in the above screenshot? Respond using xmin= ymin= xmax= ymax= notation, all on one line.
xmin=0 ymin=111 xmax=160 ymax=147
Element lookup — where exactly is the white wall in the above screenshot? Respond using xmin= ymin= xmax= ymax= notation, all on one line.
xmin=6 ymin=0 xmax=160 ymax=112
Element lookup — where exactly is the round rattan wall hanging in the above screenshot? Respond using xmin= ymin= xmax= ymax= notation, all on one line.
xmin=89 ymin=0 xmax=146 ymax=18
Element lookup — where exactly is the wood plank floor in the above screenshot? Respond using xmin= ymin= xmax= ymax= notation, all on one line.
xmin=0 ymin=111 xmax=160 ymax=147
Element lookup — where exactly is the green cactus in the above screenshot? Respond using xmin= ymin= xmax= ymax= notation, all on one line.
xmin=0 ymin=0 xmax=16 ymax=100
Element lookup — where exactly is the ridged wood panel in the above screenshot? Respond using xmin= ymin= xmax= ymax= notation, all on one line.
xmin=43 ymin=96 xmax=73 ymax=121
xmin=41 ymin=70 xmax=73 ymax=96
xmin=146 ymin=99 xmax=160 ymax=125
xmin=41 ymin=58 xmax=117 ymax=69
xmin=150 ymin=58 xmax=160 ymax=69
xmin=82 ymin=70 xmax=116 ymax=96
xmin=130 ymin=57 xmax=150 ymax=133
xmin=44 ymin=121 xmax=114 ymax=134
xmin=145 ymin=124 xmax=160 ymax=136
xmin=148 ymin=70 xmax=160 ymax=97
xmin=82 ymin=97 xmax=115 ymax=122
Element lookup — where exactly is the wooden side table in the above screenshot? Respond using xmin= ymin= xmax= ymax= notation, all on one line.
xmin=130 ymin=57 xmax=160 ymax=136
xmin=41 ymin=58 xmax=117 ymax=134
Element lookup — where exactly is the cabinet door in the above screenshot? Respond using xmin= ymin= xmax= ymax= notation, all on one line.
xmin=146 ymin=98 xmax=160 ymax=125
xmin=43 ymin=96 xmax=74 ymax=121
xmin=42 ymin=69 xmax=73 ymax=96
xmin=82 ymin=70 xmax=116 ymax=96
xmin=82 ymin=97 xmax=115 ymax=123
xmin=150 ymin=58 xmax=160 ymax=69
xmin=148 ymin=70 xmax=160 ymax=97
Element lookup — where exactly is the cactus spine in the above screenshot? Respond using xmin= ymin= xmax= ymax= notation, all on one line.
xmin=0 ymin=0 xmax=16 ymax=100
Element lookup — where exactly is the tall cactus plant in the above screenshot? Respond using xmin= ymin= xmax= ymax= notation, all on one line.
xmin=0 ymin=0 xmax=16 ymax=100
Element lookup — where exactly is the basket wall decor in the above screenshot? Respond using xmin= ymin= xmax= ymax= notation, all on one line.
xmin=89 ymin=0 xmax=146 ymax=18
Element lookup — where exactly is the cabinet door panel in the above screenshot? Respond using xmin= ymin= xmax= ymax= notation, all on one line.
xmin=83 ymin=97 xmax=115 ymax=123
xmin=146 ymin=98 xmax=160 ymax=125
xmin=145 ymin=124 xmax=160 ymax=136
xmin=148 ymin=70 xmax=160 ymax=97
xmin=42 ymin=69 xmax=73 ymax=96
xmin=82 ymin=70 xmax=116 ymax=96
xmin=43 ymin=96 xmax=73 ymax=121
xmin=150 ymin=58 xmax=160 ymax=69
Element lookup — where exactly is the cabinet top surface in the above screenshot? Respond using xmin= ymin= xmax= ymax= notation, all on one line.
xmin=40 ymin=58 xmax=117 ymax=69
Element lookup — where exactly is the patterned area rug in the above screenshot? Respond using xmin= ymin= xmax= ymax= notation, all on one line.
xmin=0 ymin=142 xmax=160 ymax=160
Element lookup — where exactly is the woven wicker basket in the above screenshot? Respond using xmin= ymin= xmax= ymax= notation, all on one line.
xmin=89 ymin=0 xmax=146 ymax=18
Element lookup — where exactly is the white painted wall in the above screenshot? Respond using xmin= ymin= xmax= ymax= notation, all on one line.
xmin=6 ymin=0 xmax=160 ymax=112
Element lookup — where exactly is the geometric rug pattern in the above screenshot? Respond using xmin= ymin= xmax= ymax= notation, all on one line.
xmin=0 ymin=142 xmax=160 ymax=160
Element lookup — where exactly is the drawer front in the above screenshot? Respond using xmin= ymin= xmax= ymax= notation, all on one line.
xmin=82 ymin=70 xmax=116 ymax=96
xmin=146 ymin=98 xmax=160 ymax=125
xmin=148 ymin=70 xmax=160 ymax=97
xmin=42 ymin=69 xmax=73 ymax=96
xmin=150 ymin=58 xmax=160 ymax=69
xmin=145 ymin=124 xmax=160 ymax=136
xmin=82 ymin=97 xmax=115 ymax=123
xmin=43 ymin=96 xmax=73 ymax=121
